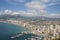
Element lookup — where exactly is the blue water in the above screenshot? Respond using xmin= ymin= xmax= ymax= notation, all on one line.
xmin=0 ymin=22 xmax=44 ymax=40
xmin=0 ymin=22 xmax=29 ymax=40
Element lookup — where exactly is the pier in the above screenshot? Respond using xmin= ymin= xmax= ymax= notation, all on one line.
xmin=10 ymin=32 xmax=32 ymax=39
xmin=10 ymin=32 xmax=43 ymax=40
xmin=0 ymin=19 xmax=60 ymax=40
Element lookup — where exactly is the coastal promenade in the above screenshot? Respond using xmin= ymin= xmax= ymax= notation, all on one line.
xmin=0 ymin=19 xmax=37 ymax=34
xmin=0 ymin=19 xmax=60 ymax=40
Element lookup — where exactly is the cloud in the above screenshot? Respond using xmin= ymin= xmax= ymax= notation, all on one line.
xmin=32 ymin=0 xmax=51 ymax=3
xmin=0 ymin=9 xmax=37 ymax=17
xmin=0 ymin=9 xmax=60 ymax=18
xmin=0 ymin=12 xmax=1 ymax=14
xmin=6 ymin=0 xmax=25 ymax=2
xmin=46 ymin=13 xmax=60 ymax=18
xmin=5 ymin=0 xmax=26 ymax=5
xmin=1 ymin=0 xmax=60 ymax=18
xmin=25 ymin=1 xmax=46 ymax=10
xmin=25 ymin=0 xmax=60 ymax=18
xmin=13 ymin=10 xmax=37 ymax=17
xmin=25 ymin=0 xmax=48 ymax=17
xmin=48 ymin=0 xmax=60 ymax=6
xmin=14 ymin=0 xmax=25 ymax=2
xmin=41 ymin=0 xmax=51 ymax=3
xmin=2 ymin=9 xmax=13 ymax=15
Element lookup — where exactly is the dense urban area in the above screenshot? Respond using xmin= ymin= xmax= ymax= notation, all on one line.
xmin=0 ymin=19 xmax=60 ymax=40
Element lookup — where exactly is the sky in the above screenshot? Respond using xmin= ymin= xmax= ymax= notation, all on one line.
xmin=0 ymin=0 xmax=60 ymax=18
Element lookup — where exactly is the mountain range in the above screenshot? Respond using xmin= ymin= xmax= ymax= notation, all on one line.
xmin=0 ymin=15 xmax=60 ymax=21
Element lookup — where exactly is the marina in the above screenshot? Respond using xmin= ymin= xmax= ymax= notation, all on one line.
xmin=0 ymin=19 xmax=60 ymax=40
xmin=10 ymin=32 xmax=44 ymax=40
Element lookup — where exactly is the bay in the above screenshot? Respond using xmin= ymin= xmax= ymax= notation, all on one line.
xmin=0 ymin=22 xmax=29 ymax=40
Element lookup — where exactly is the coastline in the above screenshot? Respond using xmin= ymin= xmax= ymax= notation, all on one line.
xmin=0 ymin=21 xmax=31 ymax=32
xmin=0 ymin=19 xmax=60 ymax=40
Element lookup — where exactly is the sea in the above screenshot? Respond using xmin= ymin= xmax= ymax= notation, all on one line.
xmin=0 ymin=22 xmax=44 ymax=40
xmin=0 ymin=22 xmax=30 ymax=40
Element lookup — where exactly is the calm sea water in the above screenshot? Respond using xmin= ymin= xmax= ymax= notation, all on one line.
xmin=0 ymin=22 xmax=44 ymax=40
xmin=0 ymin=22 xmax=29 ymax=40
